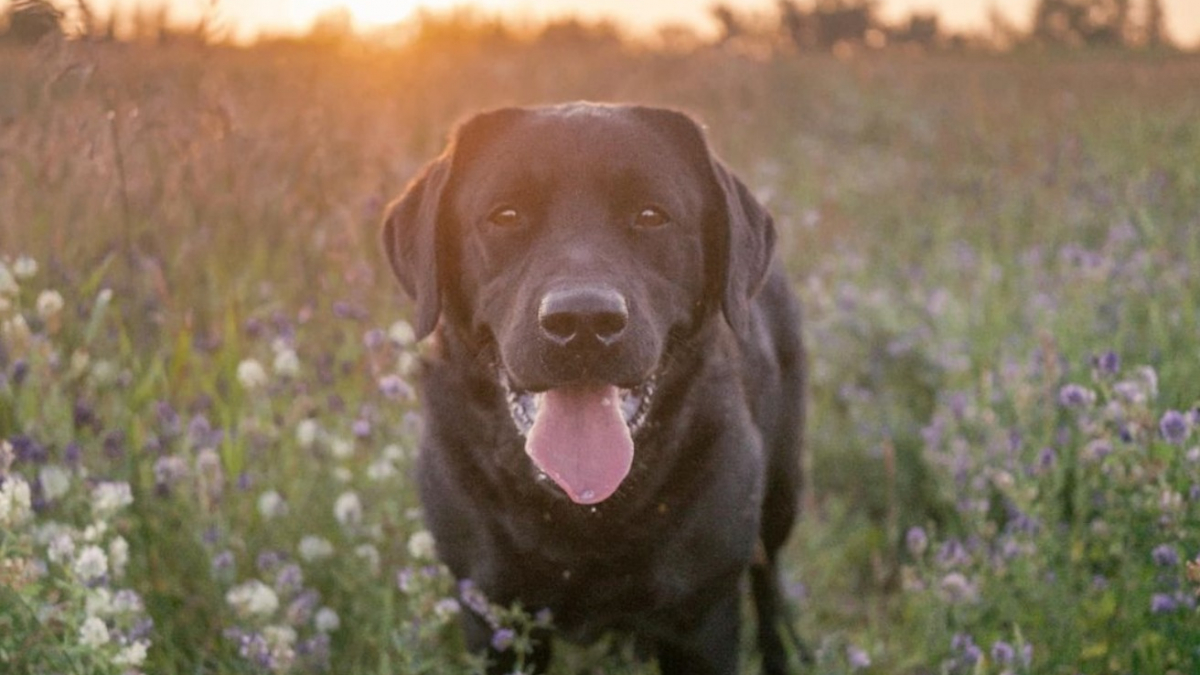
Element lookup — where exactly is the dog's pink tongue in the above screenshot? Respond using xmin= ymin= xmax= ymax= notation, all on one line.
xmin=525 ymin=384 xmax=633 ymax=505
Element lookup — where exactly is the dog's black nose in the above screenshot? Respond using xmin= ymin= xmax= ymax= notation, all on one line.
xmin=538 ymin=287 xmax=628 ymax=347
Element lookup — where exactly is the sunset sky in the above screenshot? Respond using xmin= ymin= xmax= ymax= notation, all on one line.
xmin=86 ymin=0 xmax=1200 ymax=45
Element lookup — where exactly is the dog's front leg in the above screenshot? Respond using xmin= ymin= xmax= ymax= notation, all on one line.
xmin=654 ymin=586 xmax=742 ymax=675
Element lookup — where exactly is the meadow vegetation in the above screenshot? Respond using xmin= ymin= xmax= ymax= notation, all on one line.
xmin=2 ymin=32 xmax=1200 ymax=674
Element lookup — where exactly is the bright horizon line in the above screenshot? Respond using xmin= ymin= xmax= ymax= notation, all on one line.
xmin=78 ymin=1 xmax=1200 ymax=47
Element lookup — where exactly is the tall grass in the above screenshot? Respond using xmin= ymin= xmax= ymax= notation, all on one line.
xmin=2 ymin=38 xmax=1199 ymax=673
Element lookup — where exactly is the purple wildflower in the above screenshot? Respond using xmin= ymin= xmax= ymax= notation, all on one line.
xmin=1083 ymin=439 xmax=1112 ymax=462
xmin=352 ymin=418 xmax=372 ymax=438
xmin=1093 ymin=350 xmax=1120 ymax=376
xmin=63 ymin=441 xmax=82 ymax=466
xmin=154 ymin=455 xmax=189 ymax=493
xmin=333 ymin=300 xmax=367 ymax=321
xmin=211 ymin=550 xmax=235 ymax=573
xmin=297 ymin=633 xmax=331 ymax=668
xmin=1151 ymin=593 xmax=1178 ymax=614
xmin=1058 ymin=384 xmax=1096 ymax=408
xmin=10 ymin=435 xmax=47 ymax=464
xmin=156 ymin=401 xmax=182 ymax=437
xmin=74 ymin=399 xmax=98 ymax=431
xmin=379 ymin=375 xmax=413 ymax=401
xmin=363 ymin=328 xmax=387 ymax=350
xmin=906 ymin=526 xmax=928 ymax=557
xmin=286 ymin=589 xmax=320 ymax=626
xmin=275 ymin=563 xmax=305 ymax=596
xmin=103 ymin=430 xmax=125 ymax=460
xmin=459 ymin=579 xmax=496 ymax=624
xmin=256 ymin=550 xmax=284 ymax=574
xmin=491 ymin=628 xmax=516 ymax=652
xmin=129 ymin=616 xmax=155 ymax=642
xmin=1152 ymin=544 xmax=1179 ymax=567
xmin=847 ymin=646 xmax=871 ymax=670
xmin=1159 ymin=410 xmax=1190 ymax=445
xmin=991 ymin=641 xmax=1015 ymax=664
xmin=397 ymin=568 xmax=414 ymax=593
xmin=188 ymin=414 xmax=223 ymax=449
xmin=950 ymin=633 xmax=981 ymax=665
xmin=11 ymin=360 xmax=29 ymax=385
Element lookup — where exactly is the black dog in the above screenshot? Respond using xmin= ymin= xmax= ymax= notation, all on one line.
xmin=382 ymin=103 xmax=806 ymax=675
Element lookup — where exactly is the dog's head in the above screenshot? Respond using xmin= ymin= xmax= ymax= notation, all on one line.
xmin=382 ymin=103 xmax=775 ymax=504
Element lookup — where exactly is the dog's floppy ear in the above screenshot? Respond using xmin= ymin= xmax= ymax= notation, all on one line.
xmin=382 ymin=155 xmax=451 ymax=341
xmin=709 ymin=159 xmax=776 ymax=335
xmin=632 ymin=106 xmax=776 ymax=335
xmin=382 ymin=108 xmax=527 ymax=341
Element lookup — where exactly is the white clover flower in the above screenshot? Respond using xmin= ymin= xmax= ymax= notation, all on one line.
xmin=0 ymin=315 xmax=31 ymax=349
xmin=69 ymin=349 xmax=91 ymax=377
xmin=314 ymin=607 xmax=341 ymax=633
xmin=264 ymin=624 xmax=297 ymax=648
xmin=383 ymin=444 xmax=406 ymax=462
xmin=355 ymin=544 xmax=381 ymax=576
xmin=12 ymin=256 xmax=37 ymax=279
xmin=47 ymin=532 xmax=76 ymax=565
xmin=36 ymin=289 xmax=64 ymax=319
xmin=111 ymin=589 xmax=144 ymax=615
xmin=83 ymin=520 xmax=109 ymax=542
xmin=938 ymin=572 xmax=979 ymax=604
xmin=112 ymin=640 xmax=149 ymax=667
xmin=91 ymin=482 xmax=133 ymax=519
xmin=90 ymin=359 xmax=118 ymax=386
xmin=257 ymin=490 xmax=289 ymax=520
xmin=296 ymin=419 xmax=320 ymax=449
xmin=78 ymin=616 xmax=110 ymax=649
xmin=73 ymin=545 xmax=109 ymax=582
xmin=397 ymin=351 xmax=419 ymax=377
xmin=95 ymin=287 xmax=113 ymax=308
xmin=334 ymin=491 xmax=363 ymax=528
xmin=236 ymin=358 xmax=269 ymax=390
xmin=328 ymin=436 xmax=354 ymax=460
xmin=226 ymin=579 xmax=280 ymax=618
xmin=367 ymin=457 xmax=397 ymax=481
xmin=407 ymin=530 xmax=436 ymax=560
xmin=0 ymin=262 xmax=17 ymax=296
xmin=1136 ymin=366 xmax=1159 ymax=400
xmin=86 ymin=588 xmax=114 ymax=617
xmin=273 ymin=347 xmax=301 ymax=377
xmin=39 ymin=464 xmax=71 ymax=503
xmin=195 ymin=448 xmax=225 ymax=507
xmin=108 ymin=536 xmax=129 ymax=579
xmin=433 ymin=597 xmax=461 ymax=621
xmin=298 ymin=535 xmax=334 ymax=562
xmin=389 ymin=320 xmax=416 ymax=346
xmin=0 ymin=476 xmax=33 ymax=527
xmin=263 ymin=624 xmax=298 ymax=671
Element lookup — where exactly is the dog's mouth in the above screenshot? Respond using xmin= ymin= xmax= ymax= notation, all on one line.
xmin=501 ymin=372 xmax=655 ymax=505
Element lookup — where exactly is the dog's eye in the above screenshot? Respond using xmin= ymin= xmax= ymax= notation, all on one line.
xmin=488 ymin=207 xmax=522 ymax=228
xmin=633 ymin=207 xmax=671 ymax=229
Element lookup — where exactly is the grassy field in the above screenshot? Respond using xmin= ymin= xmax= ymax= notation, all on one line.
xmin=2 ymin=37 xmax=1200 ymax=674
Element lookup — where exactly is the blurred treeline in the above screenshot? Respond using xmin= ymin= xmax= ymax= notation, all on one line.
xmin=0 ymin=0 xmax=1186 ymax=53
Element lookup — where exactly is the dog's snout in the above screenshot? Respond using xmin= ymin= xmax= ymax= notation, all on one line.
xmin=538 ymin=287 xmax=628 ymax=347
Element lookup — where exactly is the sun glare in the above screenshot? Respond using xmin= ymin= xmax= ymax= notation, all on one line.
xmin=293 ymin=0 xmax=458 ymax=29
